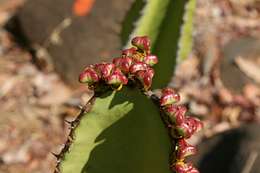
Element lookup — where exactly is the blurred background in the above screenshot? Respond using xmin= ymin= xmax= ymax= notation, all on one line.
xmin=0 ymin=0 xmax=259 ymax=172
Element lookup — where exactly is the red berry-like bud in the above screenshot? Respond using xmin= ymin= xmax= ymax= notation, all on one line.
xmin=189 ymin=168 xmax=200 ymax=173
xmin=113 ymin=57 xmax=133 ymax=74
xmin=173 ymin=162 xmax=199 ymax=173
xmin=131 ymin=36 xmax=151 ymax=53
xmin=145 ymin=67 xmax=155 ymax=78
xmin=79 ymin=67 xmax=99 ymax=84
xmin=172 ymin=123 xmax=191 ymax=139
xmin=186 ymin=117 xmax=203 ymax=134
xmin=160 ymin=91 xmax=180 ymax=106
xmin=143 ymin=54 xmax=158 ymax=66
xmin=106 ymin=68 xmax=128 ymax=86
xmin=112 ymin=57 xmax=121 ymax=66
xmin=143 ymin=75 xmax=152 ymax=90
xmin=96 ymin=63 xmax=115 ymax=78
xmin=176 ymin=139 xmax=197 ymax=160
xmin=122 ymin=47 xmax=137 ymax=57
xmin=129 ymin=62 xmax=148 ymax=74
xmin=165 ymin=105 xmax=186 ymax=125
xmin=136 ymin=68 xmax=154 ymax=90
xmin=93 ymin=63 xmax=103 ymax=76
xmin=172 ymin=117 xmax=202 ymax=139
xmin=162 ymin=88 xmax=175 ymax=95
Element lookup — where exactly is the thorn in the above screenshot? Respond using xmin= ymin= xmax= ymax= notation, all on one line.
xmin=68 ymin=135 xmax=73 ymax=142
xmin=68 ymin=123 xmax=76 ymax=129
xmin=55 ymin=167 xmax=60 ymax=173
xmin=68 ymin=126 xmax=73 ymax=130
xmin=78 ymin=105 xmax=83 ymax=110
xmin=150 ymin=94 xmax=160 ymax=102
xmin=51 ymin=152 xmax=60 ymax=159
xmin=64 ymin=119 xmax=73 ymax=124
xmin=56 ymin=158 xmax=61 ymax=163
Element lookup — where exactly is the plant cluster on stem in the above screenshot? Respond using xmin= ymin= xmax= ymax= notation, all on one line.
xmin=160 ymin=88 xmax=202 ymax=173
xmin=79 ymin=36 xmax=203 ymax=173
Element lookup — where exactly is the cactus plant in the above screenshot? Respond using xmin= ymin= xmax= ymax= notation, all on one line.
xmin=122 ymin=0 xmax=196 ymax=88
xmin=55 ymin=36 xmax=202 ymax=173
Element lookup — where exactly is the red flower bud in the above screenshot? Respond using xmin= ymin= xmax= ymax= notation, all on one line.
xmin=96 ymin=63 xmax=115 ymax=78
xmin=160 ymin=92 xmax=180 ymax=106
xmin=136 ymin=68 xmax=154 ymax=90
xmin=186 ymin=117 xmax=203 ymax=134
xmin=165 ymin=105 xmax=186 ymax=125
xmin=106 ymin=68 xmax=128 ymax=86
xmin=145 ymin=67 xmax=155 ymax=78
xmin=172 ymin=117 xmax=202 ymax=139
xmin=172 ymin=123 xmax=191 ymax=139
xmin=143 ymin=54 xmax=158 ymax=66
xmin=173 ymin=162 xmax=199 ymax=173
xmin=113 ymin=57 xmax=133 ymax=74
xmin=176 ymin=139 xmax=197 ymax=160
xmin=189 ymin=168 xmax=200 ymax=173
xmin=162 ymin=88 xmax=175 ymax=95
xmin=93 ymin=63 xmax=103 ymax=75
xmin=131 ymin=36 xmax=151 ymax=53
xmin=112 ymin=57 xmax=121 ymax=66
xmin=143 ymin=75 xmax=152 ymax=90
xmin=122 ymin=47 xmax=137 ymax=57
xmin=129 ymin=62 xmax=148 ymax=74
xmin=79 ymin=67 xmax=99 ymax=84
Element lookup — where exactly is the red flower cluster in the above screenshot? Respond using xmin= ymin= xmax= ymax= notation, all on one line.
xmin=160 ymin=88 xmax=203 ymax=173
xmin=79 ymin=36 xmax=158 ymax=90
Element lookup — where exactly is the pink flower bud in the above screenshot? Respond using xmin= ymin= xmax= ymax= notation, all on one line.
xmin=136 ymin=68 xmax=154 ymax=90
xmin=94 ymin=63 xmax=115 ymax=79
xmin=143 ymin=76 xmax=152 ymax=90
xmin=186 ymin=117 xmax=203 ymax=134
xmin=165 ymin=105 xmax=186 ymax=125
xmin=172 ymin=123 xmax=191 ymax=139
xmin=160 ymin=91 xmax=180 ymax=106
xmin=113 ymin=57 xmax=133 ymax=74
xmin=143 ymin=54 xmax=158 ymax=66
xmin=103 ymin=63 xmax=115 ymax=78
xmin=172 ymin=117 xmax=202 ymax=139
xmin=106 ymin=68 xmax=128 ymax=86
xmin=93 ymin=63 xmax=103 ymax=78
xmin=129 ymin=62 xmax=148 ymax=74
xmin=176 ymin=139 xmax=197 ymax=160
xmin=145 ymin=68 xmax=155 ymax=78
xmin=162 ymin=88 xmax=175 ymax=95
xmin=173 ymin=162 xmax=199 ymax=173
xmin=112 ymin=57 xmax=121 ymax=66
xmin=131 ymin=36 xmax=151 ymax=53
xmin=122 ymin=47 xmax=137 ymax=57
xmin=189 ymin=168 xmax=200 ymax=173
xmin=79 ymin=67 xmax=99 ymax=84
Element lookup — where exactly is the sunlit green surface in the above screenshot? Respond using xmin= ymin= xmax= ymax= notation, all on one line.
xmin=60 ymin=87 xmax=171 ymax=173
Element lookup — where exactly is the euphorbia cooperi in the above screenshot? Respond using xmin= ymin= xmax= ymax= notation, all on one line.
xmin=79 ymin=36 xmax=202 ymax=173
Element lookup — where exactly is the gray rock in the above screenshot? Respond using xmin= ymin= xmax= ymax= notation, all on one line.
xmin=193 ymin=124 xmax=260 ymax=173
xmin=6 ymin=0 xmax=134 ymax=85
